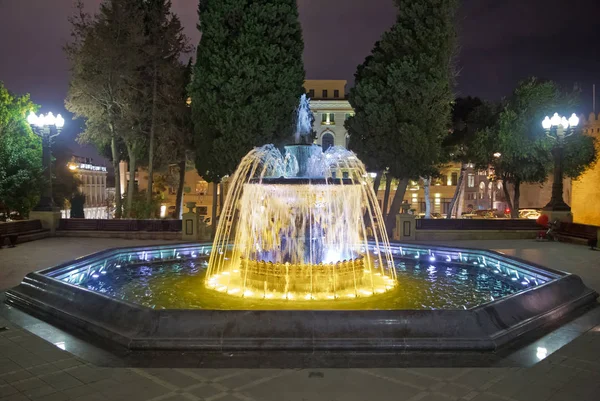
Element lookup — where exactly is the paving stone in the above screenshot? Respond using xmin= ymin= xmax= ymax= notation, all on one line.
xmin=433 ymin=383 xmax=472 ymax=398
xmin=141 ymin=368 xmax=200 ymax=388
xmin=13 ymin=377 xmax=47 ymax=392
xmin=35 ymin=392 xmax=74 ymax=401
xmin=1 ymin=369 xmax=33 ymax=383
xmin=0 ymin=384 xmax=19 ymax=398
xmin=51 ymin=359 xmax=84 ymax=370
xmin=217 ymin=369 xmax=284 ymax=390
xmin=22 ymin=384 xmax=57 ymax=399
xmin=366 ymin=369 xmax=439 ymax=390
xmin=0 ymin=393 xmax=32 ymax=401
xmin=40 ymin=372 xmax=83 ymax=391
xmin=188 ymin=383 xmax=228 ymax=399
xmin=0 ymin=359 xmax=23 ymax=375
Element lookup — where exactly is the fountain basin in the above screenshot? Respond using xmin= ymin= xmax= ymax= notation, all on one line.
xmin=5 ymin=242 xmax=597 ymax=351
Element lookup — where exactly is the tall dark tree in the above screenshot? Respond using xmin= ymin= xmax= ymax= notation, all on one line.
xmin=347 ymin=0 xmax=457 ymax=234
xmin=190 ymin=0 xmax=305 ymax=236
xmin=65 ymin=0 xmax=147 ymax=217
xmin=140 ymin=0 xmax=190 ymax=210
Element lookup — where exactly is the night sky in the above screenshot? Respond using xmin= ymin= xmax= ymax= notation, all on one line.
xmin=1 ymin=0 xmax=599 ymax=162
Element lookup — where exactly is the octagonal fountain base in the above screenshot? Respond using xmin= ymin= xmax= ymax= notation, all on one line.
xmin=5 ymin=242 xmax=597 ymax=351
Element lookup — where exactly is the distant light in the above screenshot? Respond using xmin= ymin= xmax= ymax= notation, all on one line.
xmin=493 ymin=152 xmax=502 ymax=158
xmin=429 ymin=256 xmax=436 ymax=262
xmin=68 ymin=164 xmax=78 ymax=171
xmin=568 ymin=113 xmax=579 ymax=127
xmin=160 ymin=205 xmax=167 ymax=218
xmin=369 ymin=172 xmax=377 ymax=178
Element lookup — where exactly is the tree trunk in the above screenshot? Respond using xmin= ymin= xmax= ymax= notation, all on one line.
xmin=382 ymin=173 xmax=392 ymax=218
xmin=372 ymin=170 xmax=383 ymax=196
xmin=211 ymin=182 xmax=218 ymax=239
xmin=422 ymin=176 xmax=431 ymax=218
xmin=501 ymin=175 xmax=514 ymax=216
xmin=110 ymin=136 xmax=122 ymax=218
xmin=384 ymin=178 xmax=409 ymax=237
xmin=126 ymin=145 xmax=137 ymax=218
xmin=174 ymin=159 xmax=186 ymax=219
xmin=512 ymin=179 xmax=521 ymax=218
xmin=446 ymin=164 xmax=466 ymax=218
xmin=145 ymin=66 xmax=159 ymax=215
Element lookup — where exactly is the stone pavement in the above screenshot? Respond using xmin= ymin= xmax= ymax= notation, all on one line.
xmin=0 ymin=237 xmax=599 ymax=401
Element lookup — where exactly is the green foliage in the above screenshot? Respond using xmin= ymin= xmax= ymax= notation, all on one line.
xmin=70 ymin=192 xmax=86 ymax=219
xmin=121 ymin=190 xmax=162 ymax=219
xmin=0 ymin=83 xmax=43 ymax=218
xmin=190 ymin=0 xmax=305 ymax=182
xmin=346 ymin=0 xmax=457 ymax=180
xmin=563 ymin=133 xmax=597 ymax=179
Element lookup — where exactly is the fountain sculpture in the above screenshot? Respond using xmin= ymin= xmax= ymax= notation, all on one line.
xmin=205 ymin=95 xmax=396 ymax=300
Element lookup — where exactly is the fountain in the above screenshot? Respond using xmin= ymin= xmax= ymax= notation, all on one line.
xmin=205 ymin=144 xmax=396 ymax=300
xmin=4 ymin=95 xmax=597 ymax=352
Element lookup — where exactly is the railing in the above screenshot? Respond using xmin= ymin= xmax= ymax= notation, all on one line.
xmin=58 ymin=219 xmax=182 ymax=232
xmin=415 ymin=218 xmax=540 ymax=231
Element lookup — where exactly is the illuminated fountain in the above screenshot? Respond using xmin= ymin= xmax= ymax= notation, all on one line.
xmin=205 ymin=144 xmax=396 ymax=300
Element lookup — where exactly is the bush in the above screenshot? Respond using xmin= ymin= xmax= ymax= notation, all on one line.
xmin=122 ymin=191 xmax=162 ymax=219
xmin=70 ymin=192 xmax=86 ymax=218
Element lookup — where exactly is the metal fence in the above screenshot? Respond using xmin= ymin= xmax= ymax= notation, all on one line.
xmin=58 ymin=219 xmax=182 ymax=232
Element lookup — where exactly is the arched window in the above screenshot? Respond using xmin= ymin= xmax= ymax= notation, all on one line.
xmin=322 ymin=133 xmax=334 ymax=151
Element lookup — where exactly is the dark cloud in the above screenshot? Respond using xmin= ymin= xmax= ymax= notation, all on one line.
xmin=1 ymin=0 xmax=599 ymax=160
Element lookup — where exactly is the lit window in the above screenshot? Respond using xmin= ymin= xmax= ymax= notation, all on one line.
xmin=321 ymin=113 xmax=335 ymax=125
xmin=467 ymin=174 xmax=475 ymax=188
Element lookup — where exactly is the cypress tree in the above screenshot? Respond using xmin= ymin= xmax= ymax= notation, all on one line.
xmin=346 ymin=0 xmax=457 ymax=234
xmin=189 ymin=0 xmax=305 ymax=236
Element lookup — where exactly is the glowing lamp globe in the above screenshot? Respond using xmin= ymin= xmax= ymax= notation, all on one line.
xmin=550 ymin=113 xmax=561 ymax=127
xmin=56 ymin=114 xmax=65 ymax=128
xmin=561 ymin=117 xmax=570 ymax=129
xmin=568 ymin=113 xmax=579 ymax=127
xmin=27 ymin=112 xmax=39 ymax=126
xmin=542 ymin=117 xmax=552 ymax=130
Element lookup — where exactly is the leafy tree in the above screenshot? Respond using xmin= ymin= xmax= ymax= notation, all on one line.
xmin=70 ymin=192 xmax=86 ymax=218
xmin=473 ymin=78 xmax=595 ymax=217
xmin=0 ymin=83 xmax=43 ymax=219
xmin=346 ymin=0 xmax=457 ymax=233
xmin=190 ymin=0 xmax=305 ymax=236
xmin=139 ymin=0 xmax=190 ymax=209
xmin=65 ymin=0 xmax=147 ymax=217
xmin=444 ymin=98 xmax=500 ymax=218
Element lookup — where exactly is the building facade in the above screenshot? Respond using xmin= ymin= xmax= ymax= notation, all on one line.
xmin=66 ymin=157 xmax=108 ymax=219
xmin=305 ymin=80 xmax=354 ymax=150
xmin=571 ymin=112 xmax=600 ymax=225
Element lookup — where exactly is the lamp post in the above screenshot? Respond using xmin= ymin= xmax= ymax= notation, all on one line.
xmin=27 ymin=112 xmax=65 ymax=211
xmin=541 ymin=112 xmax=579 ymax=214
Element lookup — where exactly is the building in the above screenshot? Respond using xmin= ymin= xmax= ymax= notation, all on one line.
xmin=66 ymin=157 xmax=109 ymax=219
xmin=571 ymin=112 xmax=600 ymax=225
xmin=305 ymin=80 xmax=354 ymax=150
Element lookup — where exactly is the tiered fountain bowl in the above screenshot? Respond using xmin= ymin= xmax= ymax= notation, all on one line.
xmin=5 ymin=144 xmax=597 ymax=351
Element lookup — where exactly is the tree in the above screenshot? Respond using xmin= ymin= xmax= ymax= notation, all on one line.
xmin=0 ymin=83 xmax=43 ymax=218
xmin=139 ymin=0 xmax=190 ymax=210
xmin=190 ymin=0 xmax=305 ymax=236
xmin=65 ymin=0 xmax=147 ymax=218
xmin=444 ymin=97 xmax=499 ymax=218
xmin=346 ymin=0 xmax=457 ymax=234
xmin=473 ymin=78 xmax=595 ymax=217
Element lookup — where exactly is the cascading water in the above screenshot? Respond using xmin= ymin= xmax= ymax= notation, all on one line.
xmin=205 ymin=142 xmax=397 ymax=300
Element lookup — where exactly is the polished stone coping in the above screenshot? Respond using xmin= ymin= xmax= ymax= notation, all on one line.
xmin=5 ymin=242 xmax=598 ymax=351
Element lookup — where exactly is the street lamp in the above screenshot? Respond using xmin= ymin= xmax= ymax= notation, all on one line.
xmin=27 ymin=111 xmax=65 ymax=211
xmin=541 ymin=112 xmax=579 ymax=214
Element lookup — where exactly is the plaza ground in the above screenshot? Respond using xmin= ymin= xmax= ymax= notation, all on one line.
xmin=0 ymin=237 xmax=599 ymax=401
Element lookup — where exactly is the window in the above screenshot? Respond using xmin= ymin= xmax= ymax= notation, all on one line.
xmin=308 ymin=89 xmax=314 ymax=98
xmin=321 ymin=113 xmax=335 ymax=125
xmin=467 ymin=174 xmax=475 ymax=188
xmin=334 ymin=90 xmax=340 ymax=98
xmin=322 ymin=89 xmax=328 ymax=98
xmin=441 ymin=174 xmax=448 ymax=186
xmin=322 ymin=133 xmax=334 ymax=151
xmin=197 ymin=206 xmax=208 ymax=216
xmin=451 ymin=172 xmax=458 ymax=186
